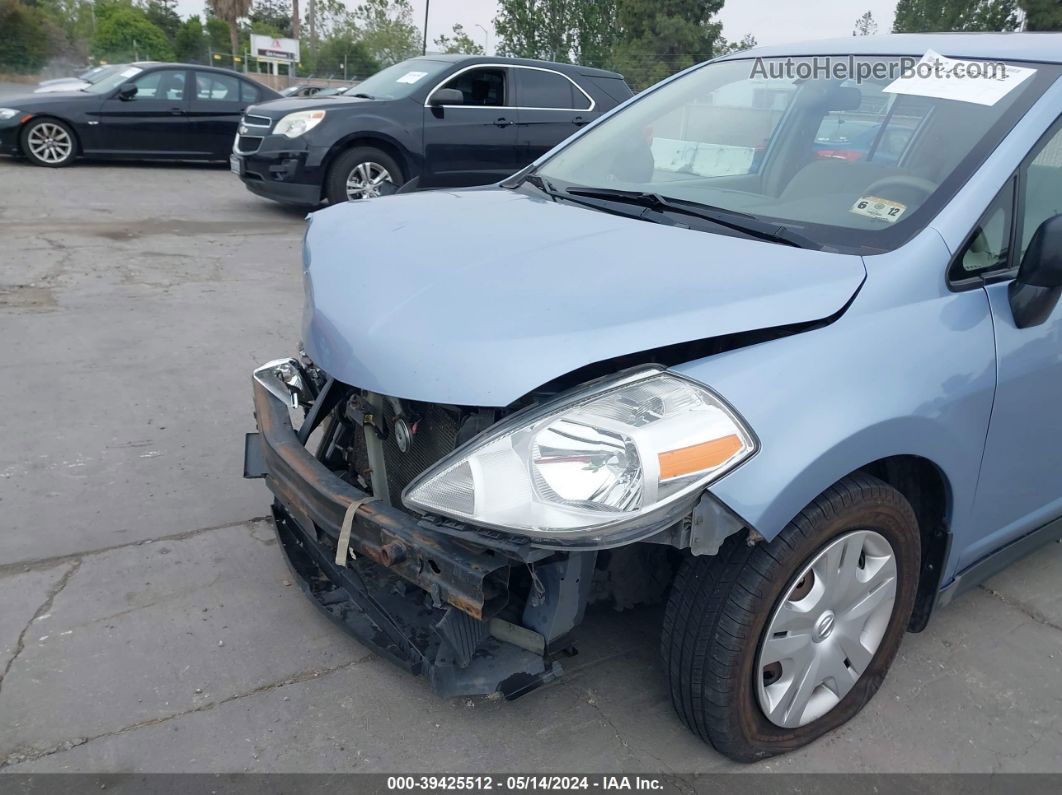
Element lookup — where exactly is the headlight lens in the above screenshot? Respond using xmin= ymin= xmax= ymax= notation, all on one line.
xmin=0 ymin=108 xmax=20 ymax=120
xmin=403 ymin=370 xmax=755 ymax=539
xmin=273 ymin=109 xmax=326 ymax=138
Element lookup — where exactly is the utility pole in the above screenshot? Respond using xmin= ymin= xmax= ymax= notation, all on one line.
xmin=421 ymin=0 xmax=429 ymax=54
xmin=308 ymin=0 xmax=317 ymax=52
xmin=291 ymin=0 xmax=300 ymax=39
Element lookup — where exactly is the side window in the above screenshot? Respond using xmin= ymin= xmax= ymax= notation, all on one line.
xmin=437 ymin=68 xmax=506 ymax=106
xmin=1021 ymin=123 xmax=1062 ymax=259
xmin=194 ymin=72 xmax=240 ymax=101
xmin=240 ymin=81 xmax=261 ymax=103
xmin=516 ymin=69 xmax=588 ymax=110
xmin=131 ymin=69 xmax=185 ymax=101
xmin=955 ymin=179 xmax=1015 ymax=278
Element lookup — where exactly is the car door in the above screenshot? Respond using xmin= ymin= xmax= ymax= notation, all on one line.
xmin=959 ymin=119 xmax=1062 ymax=568
xmin=421 ymin=66 xmax=520 ymax=188
xmin=96 ymin=68 xmax=192 ymax=155
xmin=512 ymin=66 xmax=595 ymax=164
xmin=188 ymin=71 xmax=255 ymax=159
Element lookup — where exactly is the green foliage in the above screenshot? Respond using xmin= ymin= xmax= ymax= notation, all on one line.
xmin=1018 ymin=0 xmax=1062 ymax=29
xmin=354 ymin=0 xmax=420 ymax=66
xmin=0 ymin=0 xmax=53 ymax=71
xmin=853 ymin=10 xmax=878 ymax=35
xmin=205 ymin=15 xmax=231 ymax=51
xmin=892 ymin=0 xmax=1020 ymax=32
xmin=249 ymin=0 xmax=292 ymax=37
xmin=716 ymin=32 xmax=756 ymax=53
xmin=310 ymin=32 xmax=379 ymax=78
xmin=433 ymin=23 xmax=485 ymax=55
xmin=93 ymin=4 xmax=175 ymax=61
xmin=495 ymin=0 xmax=619 ymax=65
xmin=140 ymin=0 xmax=181 ymax=41
xmin=612 ymin=0 xmax=723 ymax=89
xmin=175 ymin=14 xmax=207 ymax=61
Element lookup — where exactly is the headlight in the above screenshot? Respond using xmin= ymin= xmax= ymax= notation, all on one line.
xmin=0 ymin=109 xmax=20 ymax=120
xmin=273 ymin=110 xmax=326 ymax=138
xmin=403 ymin=369 xmax=756 ymax=541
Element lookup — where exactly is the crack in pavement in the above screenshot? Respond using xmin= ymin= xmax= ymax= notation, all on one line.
xmin=0 ymin=560 xmax=80 ymax=700
xmin=0 ymin=516 xmax=272 ymax=578
xmin=0 ymin=653 xmax=377 ymax=770
xmin=978 ymin=584 xmax=1062 ymax=635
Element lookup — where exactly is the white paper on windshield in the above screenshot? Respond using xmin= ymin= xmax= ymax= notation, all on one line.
xmin=396 ymin=71 xmax=428 ymax=84
xmin=119 ymin=67 xmax=143 ymax=78
xmin=883 ymin=50 xmax=1035 ymax=106
xmin=851 ymin=195 xmax=907 ymax=223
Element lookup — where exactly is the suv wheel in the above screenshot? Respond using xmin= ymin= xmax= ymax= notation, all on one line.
xmin=21 ymin=117 xmax=77 ymax=167
xmin=326 ymin=147 xmax=401 ymax=203
xmin=661 ymin=473 xmax=920 ymax=761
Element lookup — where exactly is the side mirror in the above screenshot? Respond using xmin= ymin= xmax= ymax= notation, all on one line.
xmin=117 ymin=82 xmax=137 ymax=100
xmin=1009 ymin=214 xmax=1062 ymax=329
xmin=429 ymin=88 xmax=463 ymax=106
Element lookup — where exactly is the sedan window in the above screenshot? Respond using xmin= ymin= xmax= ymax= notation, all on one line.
xmin=195 ymin=72 xmax=240 ymax=101
xmin=130 ymin=69 xmax=185 ymax=101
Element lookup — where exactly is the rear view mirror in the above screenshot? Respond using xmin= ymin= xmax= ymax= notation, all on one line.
xmin=429 ymin=88 xmax=463 ymax=106
xmin=1009 ymin=214 xmax=1062 ymax=329
xmin=117 ymin=82 xmax=137 ymax=100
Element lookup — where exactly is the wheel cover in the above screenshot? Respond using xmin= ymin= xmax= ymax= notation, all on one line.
xmin=756 ymin=529 xmax=897 ymax=729
xmin=27 ymin=122 xmax=73 ymax=164
xmin=344 ymin=161 xmax=392 ymax=200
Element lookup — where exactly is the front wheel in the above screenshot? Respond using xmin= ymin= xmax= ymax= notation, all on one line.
xmin=21 ymin=117 xmax=77 ymax=167
xmin=661 ymin=473 xmax=920 ymax=761
xmin=325 ymin=147 xmax=401 ymax=204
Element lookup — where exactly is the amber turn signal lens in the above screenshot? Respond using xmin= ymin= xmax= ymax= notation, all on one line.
xmin=658 ymin=434 xmax=743 ymax=481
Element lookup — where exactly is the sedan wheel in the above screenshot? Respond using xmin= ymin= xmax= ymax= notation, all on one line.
xmin=345 ymin=161 xmax=393 ymax=200
xmin=23 ymin=119 xmax=77 ymax=167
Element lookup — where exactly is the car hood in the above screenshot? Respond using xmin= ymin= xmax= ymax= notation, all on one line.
xmin=302 ymin=188 xmax=867 ymax=406
xmin=35 ymin=80 xmax=90 ymax=93
xmin=3 ymin=90 xmax=96 ymax=108
xmin=248 ymin=94 xmax=382 ymax=117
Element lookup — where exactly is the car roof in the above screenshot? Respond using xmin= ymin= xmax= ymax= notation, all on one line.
xmin=720 ymin=33 xmax=1062 ymax=65
xmin=420 ymin=53 xmax=625 ymax=80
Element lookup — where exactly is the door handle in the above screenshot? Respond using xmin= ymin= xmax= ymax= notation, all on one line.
xmin=494 ymin=117 xmax=512 ymax=128
xmin=170 ymin=107 xmax=184 ymax=116
xmin=573 ymin=116 xmax=588 ymax=126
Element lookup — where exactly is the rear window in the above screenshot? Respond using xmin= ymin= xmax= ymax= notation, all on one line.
xmin=516 ymin=69 xmax=590 ymax=110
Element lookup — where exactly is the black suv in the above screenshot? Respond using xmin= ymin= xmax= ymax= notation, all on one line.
xmin=230 ymin=55 xmax=633 ymax=206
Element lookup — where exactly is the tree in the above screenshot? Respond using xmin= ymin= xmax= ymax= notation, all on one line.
xmin=208 ymin=0 xmax=252 ymax=56
xmin=249 ymin=0 xmax=291 ymax=36
xmin=1018 ymin=0 xmax=1062 ymax=29
xmin=716 ymin=32 xmax=756 ymax=54
xmin=313 ymin=30 xmax=379 ymax=77
xmin=494 ymin=0 xmax=619 ymax=66
xmin=141 ymin=0 xmax=181 ymax=41
xmin=354 ymin=0 xmax=419 ymax=66
xmin=892 ymin=0 xmax=1021 ymax=32
xmin=612 ymin=0 xmax=724 ymax=89
xmin=205 ymin=15 xmax=231 ymax=50
xmin=93 ymin=4 xmax=175 ymax=60
xmin=433 ymin=23 xmax=484 ymax=55
xmin=0 ymin=0 xmax=53 ymax=72
xmin=853 ymin=10 xmax=878 ymax=34
xmin=175 ymin=14 xmax=207 ymax=61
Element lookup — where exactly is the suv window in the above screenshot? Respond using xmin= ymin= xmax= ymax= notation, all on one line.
xmin=516 ymin=69 xmax=589 ymax=110
xmin=195 ymin=71 xmax=240 ymax=101
xmin=132 ymin=69 xmax=185 ymax=101
xmin=438 ymin=68 xmax=506 ymax=106
xmin=1022 ymin=123 xmax=1062 ymax=258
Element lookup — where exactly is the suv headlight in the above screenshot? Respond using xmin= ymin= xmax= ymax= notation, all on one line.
xmin=0 ymin=108 xmax=20 ymax=120
xmin=273 ymin=109 xmax=326 ymax=138
xmin=403 ymin=369 xmax=756 ymax=541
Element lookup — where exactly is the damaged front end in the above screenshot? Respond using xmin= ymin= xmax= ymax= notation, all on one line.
xmin=245 ymin=355 xmax=751 ymax=699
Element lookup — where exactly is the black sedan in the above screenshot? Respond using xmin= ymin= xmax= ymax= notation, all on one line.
xmin=231 ymin=55 xmax=633 ymax=206
xmin=0 ymin=63 xmax=279 ymax=167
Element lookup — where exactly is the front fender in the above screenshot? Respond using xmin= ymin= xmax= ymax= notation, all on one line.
xmin=673 ymin=229 xmax=995 ymax=584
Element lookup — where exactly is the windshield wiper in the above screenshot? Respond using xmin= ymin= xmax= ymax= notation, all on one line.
xmin=564 ymin=186 xmax=821 ymax=250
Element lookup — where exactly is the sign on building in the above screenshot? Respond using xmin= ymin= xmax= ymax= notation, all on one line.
xmin=250 ymin=35 xmax=300 ymax=63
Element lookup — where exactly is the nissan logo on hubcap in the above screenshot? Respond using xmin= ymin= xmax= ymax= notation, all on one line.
xmin=814 ymin=611 xmax=836 ymax=642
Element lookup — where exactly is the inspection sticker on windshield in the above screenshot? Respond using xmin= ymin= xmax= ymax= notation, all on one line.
xmin=851 ymin=196 xmax=906 ymax=223
xmin=395 ymin=71 xmax=428 ymax=84
xmin=883 ymin=50 xmax=1036 ymax=106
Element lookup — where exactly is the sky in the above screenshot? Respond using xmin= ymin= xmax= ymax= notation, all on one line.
xmin=174 ymin=0 xmax=902 ymax=54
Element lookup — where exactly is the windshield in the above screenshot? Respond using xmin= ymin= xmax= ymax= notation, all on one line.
xmin=83 ymin=65 xmax=143 ymax=94
xmin=536 ymin=55 xmax=1058 ymax=253
xmin=341 ymin=58 xmax=450 ymax=99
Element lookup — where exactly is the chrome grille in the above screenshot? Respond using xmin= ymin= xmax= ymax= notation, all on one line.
xmin=242 ymin=114 xmax=272 ymax=128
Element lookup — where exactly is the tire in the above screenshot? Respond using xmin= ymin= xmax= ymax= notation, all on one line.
xmin=21 ymin=117 xmax=78 ymax=167
xmin=661 ymin=473 xmax=920 ymax=762
xmin=325 ymin=147 xmax=402 ymax=204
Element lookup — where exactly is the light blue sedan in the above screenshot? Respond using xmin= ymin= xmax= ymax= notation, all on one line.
xmin=246 ymin=33 xmax=1062 ymax=761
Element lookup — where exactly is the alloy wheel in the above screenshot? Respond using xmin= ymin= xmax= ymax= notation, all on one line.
xmin=756 ymin=529 xmax=898 ymax=729
xmin=27 ymin=122 xmax=73 ymax=164
xmin=344 ymin=161 xmax=392 ymax=200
